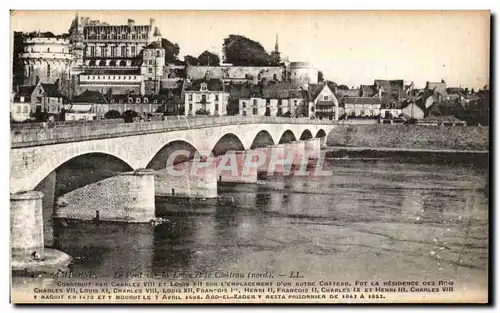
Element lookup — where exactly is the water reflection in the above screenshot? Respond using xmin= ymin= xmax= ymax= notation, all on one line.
xmin=48 ymin=159 xmax=488 ymax=287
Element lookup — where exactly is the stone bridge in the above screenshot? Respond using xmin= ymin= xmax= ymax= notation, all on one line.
xmin=10 ymin=116 xmax=335 ymax=194
xmin=10 ymin=116 xmax=336 ymax=269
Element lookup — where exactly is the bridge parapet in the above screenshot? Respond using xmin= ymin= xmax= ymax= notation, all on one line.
xmin=11 ymin=116 xmax=335 ymax=148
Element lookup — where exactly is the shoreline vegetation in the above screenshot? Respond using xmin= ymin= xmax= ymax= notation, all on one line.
xmin=326 ymin=125 xmax=489 ymax=152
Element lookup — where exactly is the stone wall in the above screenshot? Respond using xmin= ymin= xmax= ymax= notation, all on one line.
xmin=187 ymin=66 xmax=284 ymax=81
xmin=155 ymin=161 xmax=218 ymax=198
xmin=54 ymin=170 xmax=155 ymax=222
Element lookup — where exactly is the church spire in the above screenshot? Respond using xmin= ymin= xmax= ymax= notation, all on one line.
xmin=274 ymin=34 xmax=279 ymax=53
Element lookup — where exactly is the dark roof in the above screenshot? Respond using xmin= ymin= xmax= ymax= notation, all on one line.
xmin=308 ymin=84 xmax=324 ymax=101
xmin=228 ymin=84 xmax=251 ymax=99
xmin=336 ymin=89 xmax=360 ymax=98
xmin=261 ymin=82 xmax=302 ymax=99
xmin=360 ymin=85 xmax=376 ymax=97
xmin=374 ymin=79 xmax=404 ymax=92
xmin=41 ymin=83 xmax=63 ymax=98
xmin=145 ymin=41 xmax=162 ymax=49
xmin=343 ymin=97 xmax=381 ymax=105
xmin=153 ymin=27 xmax=162 ymax=37
xmin=72 ymin=90 xmax=108 ymax=103
xmin=17 ymin=85 xmax=36 ymax=97
xmin=186 ymin=79 xmax=224 ymax=91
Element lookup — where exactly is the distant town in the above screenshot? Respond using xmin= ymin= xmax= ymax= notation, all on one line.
xmin=11 ymin=14 xmax=490 ymax=127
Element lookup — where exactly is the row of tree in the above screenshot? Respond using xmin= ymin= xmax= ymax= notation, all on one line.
xmin=161 ymin=34 xmax=283 ymax=67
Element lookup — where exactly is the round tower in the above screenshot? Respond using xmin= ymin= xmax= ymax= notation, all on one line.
xmin=289 ymin=62 xmax=318 ymax=85
xmin=19 ymin=34 xmax=74 ymax=86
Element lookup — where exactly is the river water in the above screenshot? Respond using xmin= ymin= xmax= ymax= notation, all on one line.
xmin=41 ymin=158 xmax=489 ymax=297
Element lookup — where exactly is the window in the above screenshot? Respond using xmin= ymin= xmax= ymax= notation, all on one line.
xmin=253 ymin=108 xmax=258 ymax=115
xmin=144 ymin=98 xmax=148 ymax=104
xmin=136 ymin=98 xmax=141 ymax=104
xmin=16 ymin=106 xmax=21 ymax=113
xmin=242 ymin=102 xmax=246 ymax=108
xmin=100 ymin=46 xmax=106 ymax=57
xmin=188 ymin=94 xmax=193 ymax=101
xmin=47 ymin=48 xmax=50 ymax=52
xmin=131 ymin=46 xmax=136 ymax=56
xmin=215 ymin=103 xmax=219 ymax=111
xmin=242 ymin=111 xmax=247 ymax=116
xmin=294 ymin=100 xmax=298 ymax=106
xmin=47 ymin=64 xmax=50 ymax=77
xmin=253 ymin=99 xmax=257 ymax=106
xmin=189 ymin=103 xmax=192 ymax=111
xmin=90 ymin=46 xmax=95 ymax=57
xmin=111 ymin=99 xmax=115 ymax=103
xmin=121 ymin=46 xmax=126 ymax=57
xmin=148 ymin=68 xmax=152 ymax=73
xmin=156 ymin=50 xmax=160 ymax=58
xmin=215 ymin=94 xmax=219 ymax=101
xmin=111 ymin=46 xmax=116 ymax=57
xmin=200 ymin=83 xmax=208 ymax=91
xmin=323 ymin=95 xmax=329 ymax=101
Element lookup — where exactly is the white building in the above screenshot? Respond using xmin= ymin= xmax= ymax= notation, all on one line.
xmin=288 ymin=62 xmax=318 ymax=85
xmin=184 ymin=79 xmax=229 ymax=116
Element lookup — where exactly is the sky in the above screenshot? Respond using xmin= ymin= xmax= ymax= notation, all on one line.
xmin=10 ymin=10 xmax=490 ymax=89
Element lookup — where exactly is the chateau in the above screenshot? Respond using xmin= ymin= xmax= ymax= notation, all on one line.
xmin=17 ymin=14 xmax=166 ymax=99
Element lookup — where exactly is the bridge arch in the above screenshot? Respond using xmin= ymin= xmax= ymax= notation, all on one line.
xmin=146 ymin=140 xmax=199 ymax=170
xmin=211 ymin=133 xmax=245 ymax=156
xmin=299 ymin=129 xmax=313 ymax=140
xmin=19 ymin=150 xmax=135 ymax=194
xmin=249 ymin=130 xmax=275 ymax=149
xmin=316 ymin=129 xmax=327 ymax=138
xmin=278 ymin=130 xmax=297 ymax=144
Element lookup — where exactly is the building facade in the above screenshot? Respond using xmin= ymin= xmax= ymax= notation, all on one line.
xmin=18 ymin=34 xmax=73 ymax=87
xmin=184 ymin=80 xmax=229 ymax=116
xmin=67 ymin=15 xmax=164 ymax=97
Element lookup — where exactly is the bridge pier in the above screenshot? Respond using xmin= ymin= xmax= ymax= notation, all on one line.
xmin=286 ymin=141 xmax=306 ymax=167
xmin=11 ymin=191 xmax=72 ymax=273
xmin=304 ymin=138 xmax=322 ymax=160
xmin=34 ymin=171 xmax=56 ymax=247
xmin=155 ymin=160 xmax=218 ymax=198
xmin=11 ymin=191 xmax=45 ymax=260
xmin=55 ymin=169 xmax=156 ymax=223
xmin=216 ymin=151 xmax=258 ymax=183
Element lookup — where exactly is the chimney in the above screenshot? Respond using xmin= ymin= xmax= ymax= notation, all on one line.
xmin=149 ymin=18 xmax=155 ymax=28
xmin=128 ymin=19 xmax=135 ymax=27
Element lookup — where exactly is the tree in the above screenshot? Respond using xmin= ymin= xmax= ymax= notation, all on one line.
xmin=318 ymin=71 xmax=325 ymax=83
xmin=222 ymin=34 xmax=271 ymax=66
xmin=198 ymin=51 xmax=220 ymax=66
xmin=184 ymin=55 xmax=199 ymax=66
xmin=12 ymin=31 xmax=25 ymax=88
xmin=161 ymin=38 xmax=180 ymax=64
xmin=337 ymin=85 xmax=349 ymax=90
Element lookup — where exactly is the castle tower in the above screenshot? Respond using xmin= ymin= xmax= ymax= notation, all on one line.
xmin=19 ymin=33 xmax=73 ymax=87
xmin=141 ymin=41 xmax=165 ymax=95
xmin=68 ymin=12 xmax=85 ymax=66
xmin=270 ymin=34 xmax=281 ymax=65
